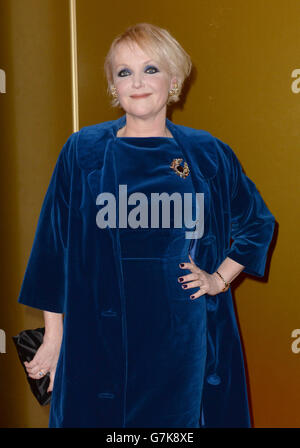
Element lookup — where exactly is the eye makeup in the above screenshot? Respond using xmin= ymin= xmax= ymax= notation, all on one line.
xmin=144 ymin=65 xmax=160 ymax=74
xmin=117 ymin=65 xmax=160 ymax=77
xmin=118 ymin=68 xmax=131 ymax=77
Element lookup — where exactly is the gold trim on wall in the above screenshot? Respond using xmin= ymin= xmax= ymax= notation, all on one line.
xmin=69 ymin=0 xmax=79 ymax=132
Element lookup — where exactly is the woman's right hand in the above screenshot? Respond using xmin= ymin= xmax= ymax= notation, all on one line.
xmin=24 ymin=335 xmax=62 ymax=393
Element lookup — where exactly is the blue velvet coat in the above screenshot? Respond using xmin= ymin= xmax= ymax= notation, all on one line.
xmin=17 ymin=114 xmax=275 ymax=428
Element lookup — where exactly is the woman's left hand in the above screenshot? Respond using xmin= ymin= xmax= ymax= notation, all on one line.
xmin=178 ymin=254 xmax=224 ymax=299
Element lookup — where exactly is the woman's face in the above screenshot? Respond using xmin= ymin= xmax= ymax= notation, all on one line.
xmin=111 ymin=42 xmax=176 ymax=119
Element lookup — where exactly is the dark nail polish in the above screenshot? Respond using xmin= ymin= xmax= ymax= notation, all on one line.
xmin=178 ymin=277 xmax=184 ymax=282
xmin=182 ymin=284 xmax=187 ymax=289
xmin=190 ymin=295 xmax=195 ymax=299
xmin=179 ymin=263 xmax=184 ymax=267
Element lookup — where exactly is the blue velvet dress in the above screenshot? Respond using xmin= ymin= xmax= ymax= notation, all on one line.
xmin=115 ymin=136 xmax=206 ymax=427
xmin=18 ymin=115 xmax=275 ymax=427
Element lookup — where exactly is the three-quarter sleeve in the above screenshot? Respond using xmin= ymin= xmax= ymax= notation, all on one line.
xmin=17 ymin=133 xmax=77 ymax=313
xmin=224 ymin=144 xmax=275 ymax=277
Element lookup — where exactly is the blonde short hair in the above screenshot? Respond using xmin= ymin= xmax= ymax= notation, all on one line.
xmin=104 ymin=23 xmax=192 ymax=107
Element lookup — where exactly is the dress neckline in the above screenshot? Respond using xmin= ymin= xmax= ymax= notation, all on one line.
xmin=114 ymin=136 xmax=179 ymax=149
xmin=115 ymin=136 xmax=175 ymax=140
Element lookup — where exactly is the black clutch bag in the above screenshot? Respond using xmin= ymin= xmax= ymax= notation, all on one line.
xmin=12 ymin=327 xmax=52 ymax=406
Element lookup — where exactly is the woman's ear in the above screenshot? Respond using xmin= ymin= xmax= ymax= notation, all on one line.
xmin=170 ymin=77 xmax=178 ymax=89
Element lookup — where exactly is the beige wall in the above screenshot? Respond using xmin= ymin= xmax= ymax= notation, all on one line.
xmin=1 ymin=0 xmax=299 ymax=427
xmin=0 ymin=0 xmax=73 ymax=427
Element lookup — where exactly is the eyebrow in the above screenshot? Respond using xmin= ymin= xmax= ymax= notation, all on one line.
xmin=115 ymin=60 xmax=157 ymax=69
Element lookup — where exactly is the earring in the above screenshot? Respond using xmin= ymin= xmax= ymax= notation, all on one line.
xmin=111 ymin=86 xmax=118 ymax=99
xmin=168 ymin=82 xmax=179 ymax=96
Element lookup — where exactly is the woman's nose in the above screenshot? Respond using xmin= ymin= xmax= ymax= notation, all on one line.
xmin=131 ymin=74 xmax=144 ymax=88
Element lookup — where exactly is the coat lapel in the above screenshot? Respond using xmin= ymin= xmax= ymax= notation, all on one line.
xmin=76 ymin=116 xmax=127 ymax=314
xmin=165 ymin=118 xmax=218 ymax=265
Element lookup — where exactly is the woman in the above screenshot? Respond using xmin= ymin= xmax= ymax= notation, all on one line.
xmin=18 ymin=23 xmax=275 ymax=428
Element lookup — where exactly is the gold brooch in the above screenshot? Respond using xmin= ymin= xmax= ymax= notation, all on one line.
xmin=170 ymin=158 xmax=190 ymax=179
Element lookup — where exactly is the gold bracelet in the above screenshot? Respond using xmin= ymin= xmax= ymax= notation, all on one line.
xmin=215 ymin=271 xmax=230 ymax=292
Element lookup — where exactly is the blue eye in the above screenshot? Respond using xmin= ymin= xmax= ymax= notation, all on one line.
xmin=145 ymin=65 xmax=159 ymax=74
xmin=117 ymin=65 xmax=159 ymax=77
xmin=118 ymin=68 xmax=131 ymax=77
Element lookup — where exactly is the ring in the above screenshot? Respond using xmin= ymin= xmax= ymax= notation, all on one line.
xmin=38 ymin=371 xmax=45 ymax=377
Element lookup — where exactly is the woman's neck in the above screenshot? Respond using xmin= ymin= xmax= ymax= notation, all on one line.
xmin=116 ymin=114 xmax=173 ymax=138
